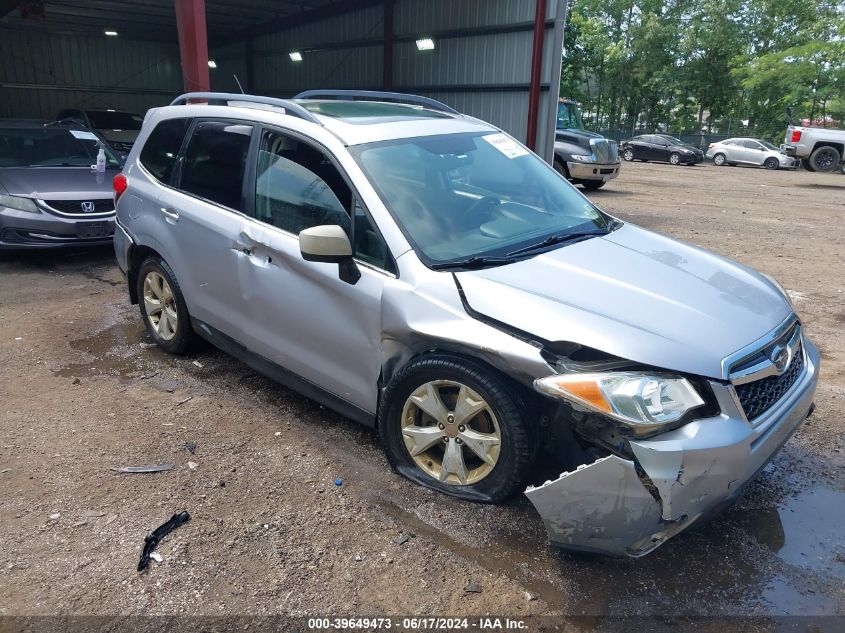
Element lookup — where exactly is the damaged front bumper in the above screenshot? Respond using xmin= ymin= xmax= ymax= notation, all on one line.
xmin=525 ymin=338 xmax=819 ymax=558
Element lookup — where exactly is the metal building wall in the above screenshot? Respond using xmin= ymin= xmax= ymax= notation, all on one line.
xmin=243 ymin=0 xmax=566 ymax=162
xmin=0 ymin=28 xmax=182 ymax=119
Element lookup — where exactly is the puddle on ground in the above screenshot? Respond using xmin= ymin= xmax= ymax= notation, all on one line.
xmin=737 ymin=486 xmax=845 ymax=580
xmin=53 ymin=321 xmax=172 ymax=381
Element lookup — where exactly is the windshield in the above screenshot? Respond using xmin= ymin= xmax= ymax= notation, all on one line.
xmin=86 ymin=111 xmax=143 ymax=130
xmin=0 ymin=127 xmax=121 ymax=168
xmin=351 ymin=132 xmax=612 ymax=266
xmin=556 ymin=101 xmax=585 ymax=130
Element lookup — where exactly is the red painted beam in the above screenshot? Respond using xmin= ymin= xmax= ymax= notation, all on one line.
xmin=526 ymin=0 xmax=547 ymax=150
xmin=174 ymin=0 xmax=210 ymax=93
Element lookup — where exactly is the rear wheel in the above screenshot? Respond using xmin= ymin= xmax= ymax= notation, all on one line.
xmin=137 ymin=256 xmax=195 ymax=355
xmin=713 ymin=153 xmax=727 ymax=166
xmin=764 ymin=157 xmax=779 ymax=170
xmin=622 ymin=148 xmax=634 ymax=161
xmin=379 ymin=355 xmax=537 ymax=503
xmin=809 ymin=146 xmax=841 ymax=172
xmin=669 ymin=152 xmax=681 ymax=165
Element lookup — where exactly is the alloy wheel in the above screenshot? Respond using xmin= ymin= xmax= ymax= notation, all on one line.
xmin=623 ymin=149 xmax=634 ymax=161
xmin=142 ymin=271 xmax=178 ymax=341
xmin=400 ymin=380 xmax=501 ymax=486
xmin=815 ymin=149 xmax=836 ymax=170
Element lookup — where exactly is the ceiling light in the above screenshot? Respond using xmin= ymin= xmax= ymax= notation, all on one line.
xmin=415 ymin=38 xmax=435 ymax=51
xmin=289 ymin=51 xmax=303 ymax=62
xmin=207 ymin=60 xmax=217 ymax=69
xmin=104 ymin=30 xmax=118 ymax=36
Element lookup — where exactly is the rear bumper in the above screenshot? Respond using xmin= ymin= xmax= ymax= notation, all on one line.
xmin=525 ymin=337 xmax=819 ymax=558
xmin=112 ymin=219 xmax=134 ymax=275
xmin=0 ymin=206 xmax=115 ymax=250
xmin=566 ymin=161 xmax=621 ymax=181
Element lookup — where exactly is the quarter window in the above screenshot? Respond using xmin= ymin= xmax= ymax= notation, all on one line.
xmin=139 ymin=118 xmax=190 ymax=184
xmin=180 ymin=121 xmax=253 ymax=210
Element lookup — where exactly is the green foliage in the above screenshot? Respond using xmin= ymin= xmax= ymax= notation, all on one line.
xmin=561 ymin=0 xmax=845 ymax=141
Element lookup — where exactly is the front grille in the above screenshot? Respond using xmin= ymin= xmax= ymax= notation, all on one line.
xmin=735 ymin=344 xmax=804 ymax=420
xmin=590 ymin=139 xmax=619 ymax=163
xmin=42 ymin=199 xmax=114 ymax=215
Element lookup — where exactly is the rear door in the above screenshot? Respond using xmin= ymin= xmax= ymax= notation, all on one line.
xmin=162 ymin=119 xmax=256 ymax=340
xmin=236 ymin=126 xmax=391 ymax=414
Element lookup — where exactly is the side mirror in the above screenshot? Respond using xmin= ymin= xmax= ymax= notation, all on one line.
xmin=299 ymin=224 xmax=360 ymax=285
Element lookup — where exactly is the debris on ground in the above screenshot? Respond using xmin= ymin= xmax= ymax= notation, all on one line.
xmin=394 ymin=534 xmax=409 ymax=546
xmin=138 ymin=510 xmax=191 ymax=572
xmin=465 ymin=581 xmax=482 ymax=594
xmin=192 ymin=361 xmax=203 ymax=368
xmin=335 ymin=478 xmax=343 ymax=486
xmin=184 ymin=441 xmax=197 ymax=455
xmin=175 ymin=396 xmax=193 ymax=407
xmin=149 ymin=552 xmax=163 ymax=563
xmin=48 ymin=513 xmax=60 ymax=521
xmin=188 ymin=461 xmax=198 ymax=470
xmin=83 ymin=510 xmax=105 ymax=518
xmin=111 ymin=464 xmax=175 ymax=474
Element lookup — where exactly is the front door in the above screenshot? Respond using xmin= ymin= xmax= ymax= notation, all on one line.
xmin=237 ymin=128 xmax=391 ymax=414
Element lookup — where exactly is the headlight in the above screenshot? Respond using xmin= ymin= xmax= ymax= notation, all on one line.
xmin=570 ymin=154 xmax=596 ymax=163
xmin=534 ymin=372 xmax=704 ymax=427
xmin=0 ymin=194 xmax=40 ymax=214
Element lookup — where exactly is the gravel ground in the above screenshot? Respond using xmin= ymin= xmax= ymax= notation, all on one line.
xmin=1 ymin=161 xmax=843 ymax=625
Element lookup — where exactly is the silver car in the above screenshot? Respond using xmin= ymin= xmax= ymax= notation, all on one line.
xmin=706 ymin=137 xmax=800 ymax=169
xmin=114 ymin=91 xmax=819 ymax=557
xmin=0 ymin=120 xmax=120 ymax=249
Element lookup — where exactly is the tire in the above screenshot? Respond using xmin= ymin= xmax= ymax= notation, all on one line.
xmin=713 ymin=153 xmax=727 ymax=166
xmin=379 ymin=354 xmax=537 ymax=503
xmin=801 ymin=158 xmax=816 ymax=172
xmin=809 ymin=146 xmax=841 ymax=173
xmin=764 ymin=157 xmax=779 ymax=170
xmin=553 ymin=159 xmax=570 ymax=180
xmin=622 ymin=148 xmax=634 ymax=161
xmin=580 ymin=180 xmax=606 ymax=190
xmin=137 ymin=255 xmax=195 ymax=355
xmin=669 ymin=152 xmax=681 ymax=165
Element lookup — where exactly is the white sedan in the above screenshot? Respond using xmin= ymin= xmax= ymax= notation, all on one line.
xmin=706 ymin=137 xmax=800 ymax=169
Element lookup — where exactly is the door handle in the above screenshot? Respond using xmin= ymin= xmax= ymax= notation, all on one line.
xmin=160 ymin=207 xmax=179 ymax=222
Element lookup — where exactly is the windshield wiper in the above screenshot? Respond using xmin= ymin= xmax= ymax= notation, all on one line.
xmin=430 ymin=256 xmax=517 ymax=270
xmin=506 ymin=230 xmax=608 ymax=257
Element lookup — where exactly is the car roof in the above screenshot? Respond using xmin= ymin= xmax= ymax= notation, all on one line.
xmin=156 ymin=99 xmax=498 ymax=146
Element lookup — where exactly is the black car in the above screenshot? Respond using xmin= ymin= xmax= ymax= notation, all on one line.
xmin=620 ymin=134 xmax=704 ymax=165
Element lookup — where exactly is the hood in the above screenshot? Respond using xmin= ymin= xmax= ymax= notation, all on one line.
xmin=455 ymin=224 xmax=792 ymax=379
xmin=556 ymin=128 xmax=606 ymax=141
xmin=0 ymin=167 xmax=117 ymax=198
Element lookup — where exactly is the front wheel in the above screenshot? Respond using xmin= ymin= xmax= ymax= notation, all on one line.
xmin=553 ymin=159 xmax=570 ymax=180
xmin=764 ymin=157 xmax=780 ymax=170
xmin=137 ymin=256 xmax=195 ymax=354
xmin=669 ymin=152 xmax=681 ymax=165
xmin=579 ymin=180 xmax=606 ymax=190
xmin=622 ymin=148 xmax=634 ymax=161
xmin=379 ymin=355 xmax=537 ymax=503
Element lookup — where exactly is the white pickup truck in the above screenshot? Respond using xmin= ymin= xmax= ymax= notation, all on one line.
xmin=782 ymin=125 xmax=845 ymax=172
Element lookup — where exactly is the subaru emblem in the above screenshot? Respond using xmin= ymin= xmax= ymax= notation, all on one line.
xmin=81 ymin=201 xmax=95 ymax=213
xmin=769 ymin=344 xmax=790 ymax=374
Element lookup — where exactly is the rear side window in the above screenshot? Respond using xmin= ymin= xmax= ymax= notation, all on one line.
xmin=180 ymin=121 xmax=253 ymax=211
xmin=139 ymin=118 xmax=190 ymax=184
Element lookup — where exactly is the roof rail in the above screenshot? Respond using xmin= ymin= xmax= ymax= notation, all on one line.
xmin=170 ymin=92 xmax=322 ymax=125
xmin=293 ymin=89 xmax=459 ymax=115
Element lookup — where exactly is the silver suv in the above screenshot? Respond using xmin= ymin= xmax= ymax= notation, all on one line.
xmin=114 ymin=91 xmax=819 ymax=557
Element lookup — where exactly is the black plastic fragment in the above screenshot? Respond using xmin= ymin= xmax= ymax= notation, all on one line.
xmin=137 ymin=510 xmax=191 ymax=572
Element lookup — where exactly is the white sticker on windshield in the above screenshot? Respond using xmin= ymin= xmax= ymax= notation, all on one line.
xmin=482 ymin=133 xmax=529 ymax=159
xmin=69 ymin=130 xmax=99 ymax=141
